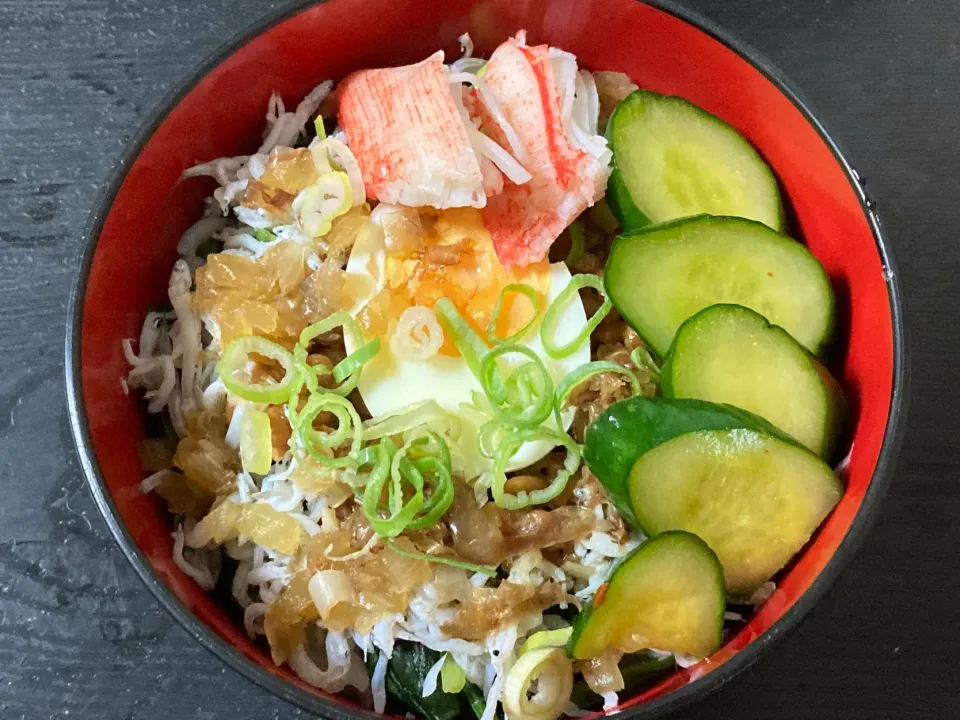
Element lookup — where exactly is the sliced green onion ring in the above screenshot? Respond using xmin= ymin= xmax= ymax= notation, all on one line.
xmin=355 ymin=440 xmax=390 ymax=495
xmin=491 ymin=429 xmax=582 ymax=510
xmin=218 ymin=335 xmax=298 ymax=404
xmin=502 ymin=647 xmax=573 ymax=720
xmin=399 ymin=431 xmax=454 ymax=531
xmin=294 ymin=392 xmax=362 ymax=469
xmin=434 ymin=298 xmax=488 ymax=378
xmin=517 ymin=628 xmax=573 ymax=656
xmin=361 ymin=430 xmax=454 ymax=537
xmin=362 ymin=439 xmax=422 ymax=538
xmin=486 ymin=283 xmax=541 ymax=345
xmin=384 ymin=539 xmax=497 ymax=577
xmin=564 ymin=219 xmax=585 ymax=267
xmin=539 ymin=274 xmax=612 ymax=360
xmin=253 ymin=228 xmax=277 ymax=243
xmin=479 ymin=344 xmax=555 ymax=430
xmin=292 ymin=344 xmax=332 ymax=396
xmin=478 ymin=419 xmax=506 ymax=460
xmin=299 ymin=311 xmax=362 ymax=353
xmin=555 ymin=361 xmax=641 ymax=409
xmin=313 ymin=115 xmax=326 ymax=140
xmin=297 ymin=312 xmax=376 ymax=396
xmin=630 ymin=345 xmax=661 ymax=382
xmin=333 ymin=337 xmax=381 ymax=384
xmin=362 ymin=399 xmax=445 ymax=442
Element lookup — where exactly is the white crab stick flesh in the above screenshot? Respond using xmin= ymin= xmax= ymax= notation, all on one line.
xmin=474 ymin=33 xmax=612 ymax=267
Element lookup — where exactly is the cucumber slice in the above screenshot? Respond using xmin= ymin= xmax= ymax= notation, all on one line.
xmin=605 ymin=215 xmax=835 ymax=357
xmin=630 ymin=429 xmax=842 ymax=597
xmin=569 ymin=531 xmax=724 ymax=660
xmin=662 ymin=304 xmax=847 ymax=458
xmin=608 ymin=89 xmax=785 ymax=230
xmin=584 ymin=396 xmax=797 ymax=527
xmin=606 ymin=164 xmax=650 ymax=231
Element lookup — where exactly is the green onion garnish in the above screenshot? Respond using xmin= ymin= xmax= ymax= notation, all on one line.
xmin=401 ymin=432 xmax=455 ymax=530
xmin=539 ymin=273 xmax=612 ymax=359
xmin=491 ymin=429 xmax=582 ymax=510
xmin=294 ymin=392 xmax=362 ymax=469
xmin=361 ymin=399 xmax=446 ymax=442
xmin=299 ymin=311 xmax=362 ymax=351
xmin=297 ymin=311 xmax=377 ymax=396
xmin=564 ymin=220 xmax=585 ymax=267
xmin=314 ymin=115 xmax=327 ymax=140
xmin=434 ymin=297 xmax=489 ymax=378
xmin=253 ymin=228 xmax=277 ymax=243
xmin=361 ymin=441 xmax=417 ymax=537
xmin=478 ymin=419 xmax=506 ymax=459
xmin=486 ymin=283 xmax=541 ymax=345
xmin=292 ymin=344 xmax=331 ymax=396
xmin=217 ymin=335 xmax=298 ymax=404
xmin=555 ymin=360 xmax=641 ymax=409
xmin=479 ymin=344 xmax=555 ymax=430
xmin=361 ymin=430 xmax=455 ymax=537
xmin=333 ymin=337 xmax=381 ymax=384
xmin=384 ymin=539 xmax=496 ymax=577
xmin=630 ymin=345 xmax=661 ymax=382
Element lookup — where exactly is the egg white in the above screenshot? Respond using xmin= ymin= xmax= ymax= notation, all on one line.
xmin=344 ymin=208 xmax=591 ymax=473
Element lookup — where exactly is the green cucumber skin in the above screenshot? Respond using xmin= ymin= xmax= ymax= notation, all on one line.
xmin=812 ymin=356 xmax=850 ymax=462
xmin=604 ymin=214 xmax=836 ymax=358
xmin=606 ymin=163 xmax=651 ymax=231
xmin=604 ymin=111 xmax=651 ymax=231
xmin=661 ymin=304 xmax=847 ymax=459
xmin=583 ymin=396 xmax=801 ymax=529
xmin=568 ymin=531 xmax=725 ymax=660
xmin=608 ymin=89 xmax=786 ymax=232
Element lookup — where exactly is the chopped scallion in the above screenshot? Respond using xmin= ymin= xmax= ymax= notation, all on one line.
xmin=217 ymin=335 xmax=298 ymax=404
xmin=555 ymin=361 xmax=641 ymax=409
xmin=486 ymin=283 xmax=541 ymax=345
xmin=564 ymin=219 xmax=585 ymax=267
xmin=540 ymin=274 xmax=612 ymax=359
xmin=385 ymin=539 xmax=496 ymax=577
xmin=492 ymin=429 xmax=582 ymax=510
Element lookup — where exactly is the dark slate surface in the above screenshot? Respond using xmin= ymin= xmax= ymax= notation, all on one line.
xmin=0 ymin=0 xmax=955 ymax=718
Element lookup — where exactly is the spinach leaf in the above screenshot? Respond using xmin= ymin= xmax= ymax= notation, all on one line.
xmin=381 ymin=642 xmax=464 ymax=720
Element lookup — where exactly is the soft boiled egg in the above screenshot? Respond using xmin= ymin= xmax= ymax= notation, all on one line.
xmin=343 ymin=205 xmax=590 ymax=473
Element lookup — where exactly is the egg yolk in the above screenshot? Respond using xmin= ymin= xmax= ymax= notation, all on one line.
xmin=356 ymin=207 xmax=550 ymax=355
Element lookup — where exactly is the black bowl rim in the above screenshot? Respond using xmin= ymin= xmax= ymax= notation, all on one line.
xmin=64 ymin=1 xmax=908 ymax=718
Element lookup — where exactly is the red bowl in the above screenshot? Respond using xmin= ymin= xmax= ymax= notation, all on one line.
xmin=65 ymin=0 xmax=907 ymax=717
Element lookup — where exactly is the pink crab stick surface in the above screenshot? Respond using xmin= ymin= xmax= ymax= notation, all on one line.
xmin=476 ymin=33 xmax=611 ymax=267
xmin=338 ymin=52 xmax=487 ymax=209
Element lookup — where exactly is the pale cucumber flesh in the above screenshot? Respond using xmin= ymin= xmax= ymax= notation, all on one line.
xmin=570 ymin=531 xmax=724 ymax=659
xmin=605 ymin=215 xmax=835 ymax=358
xmin=628 ymin=429 xmax=842 ymax=597
xmin=608 ymin=90 xmax=785 ymax=231
xmin=662 ymin=304 xmax=845 ymax=458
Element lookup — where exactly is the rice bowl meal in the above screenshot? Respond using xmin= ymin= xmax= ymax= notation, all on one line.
xmin=124 ymin=31 xmax=849 ymax=720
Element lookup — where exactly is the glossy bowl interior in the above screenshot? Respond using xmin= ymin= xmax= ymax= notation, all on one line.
xmin=66 ymin=0 xmax=905 ymax=717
